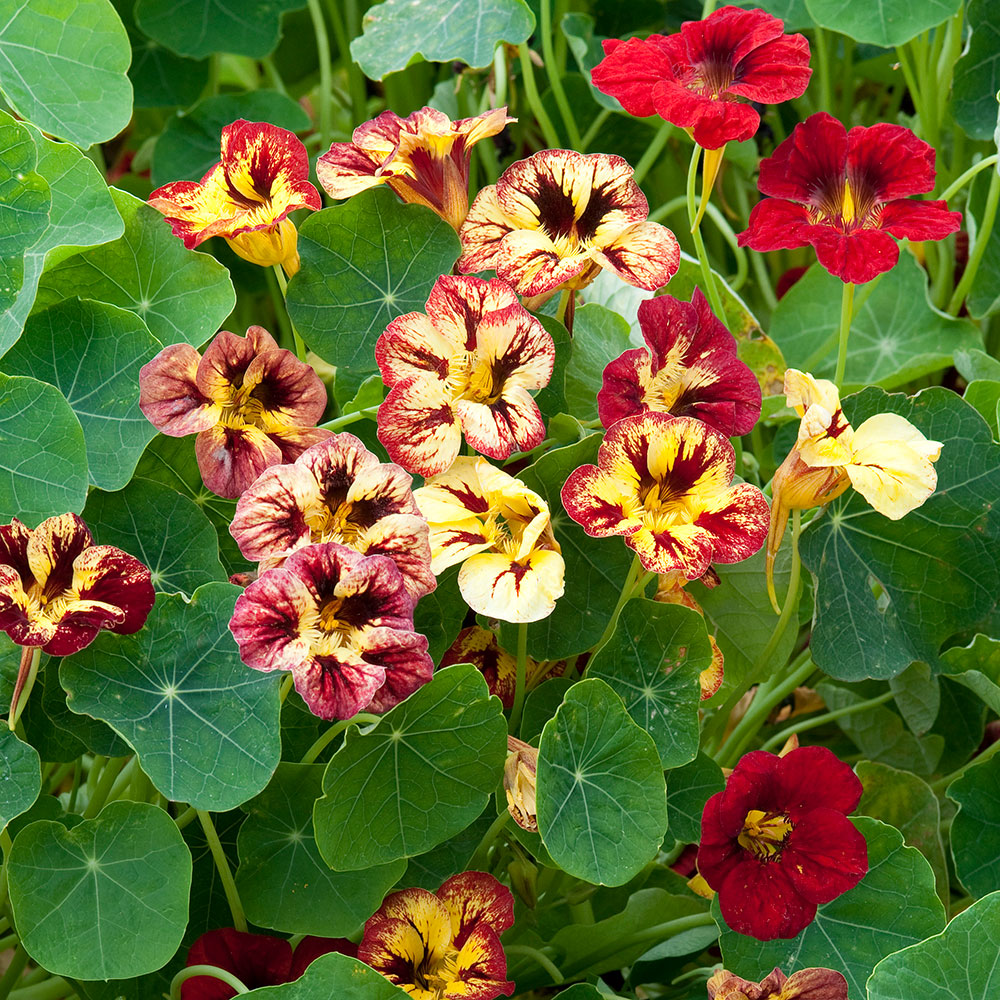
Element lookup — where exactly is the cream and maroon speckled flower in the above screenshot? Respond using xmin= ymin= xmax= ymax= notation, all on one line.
xmin=148 ymin=119 xmax=320 ymax=275
xmin=139 ymin=325 xmax=330 ymax=500
xmin=707 ymin=966 xmax=848 ymax=1000
xmin=562 ymin=412 xmax=769 ymax=577
xmin=457 ymin=149 xmax=680 ymax=296
xmin=229 ymin=433 xmax=434 ymax=600
xmin=317 ymin=106 xmax=513 ymax=229
xmin=376 ymin=275 xmax=555 ymax=476
xmin=358 ymin=872 xmax=514 ymax=1000
xmin=414 ymin=458 xmax=564 ymax=623
xmin=229 ymin=543 xmax=432 ymax=720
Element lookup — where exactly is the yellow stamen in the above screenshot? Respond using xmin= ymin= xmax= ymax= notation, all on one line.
xmin=737 ymin=809 xmax=793 ymax=860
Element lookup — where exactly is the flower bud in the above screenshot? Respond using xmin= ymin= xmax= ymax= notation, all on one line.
xmin=503 ymin=736 xmax=538 ymax=832
xmin=226 ymin=218 xmax=301 ymax=275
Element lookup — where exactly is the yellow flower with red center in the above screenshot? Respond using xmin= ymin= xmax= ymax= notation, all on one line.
xmin=316 ymin=106 xmax=513 ymax=230
xmin=414 ymin=458 xmax=565 ymax=623
xmin=148 ymin=119 xmax=321 ymax=276
xmin=457 ymin=149 xmax=681 ymax=297
xmin=358 ymin=871 xmax=514 ymax=1000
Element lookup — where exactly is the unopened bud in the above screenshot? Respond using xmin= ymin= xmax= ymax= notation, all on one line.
xmin=507 ymin=855 xmax=538 ymax=908
xmin=503 ymin=736 xmax=538 ymax=832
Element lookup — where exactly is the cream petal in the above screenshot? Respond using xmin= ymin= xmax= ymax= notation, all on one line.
xmin=851 ymin=412 xmax=942 ymax=461
xmin=495 ymin=229 xmax=590 ymax=297
xmin=376 ymin=311 xmax=457 ymax=387
xmin=377 ymin=378 xmax=462 ymax=477
xmin=414 ymin=457 xmax=492 ymax=522
xmin=845 ymin=441 xmax=938 ymax=519
xmin=458 ymin=548 xmax=565 ymax=623
xmin=591 ymin=220 xmax=681 ymax=290
xmin=784 ymin=368 xmax=841 ymax=416
xmin=456 ymin=185 xmax=514 ymax=275
xmin=454 ymin=386 xmax=546 ymax=461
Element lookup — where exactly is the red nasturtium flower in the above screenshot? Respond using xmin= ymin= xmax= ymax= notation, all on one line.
xmin=457 ymin=149 xmax=680 ymax=296
xmin=229 ymin=542 xmax=432 ymax=720
xmin=148 ymin=119 xmax=321 ymax=276
xmin=598 ymin=289 xmax=761 ymax=436
xmin=375 ymin=275 xmax=555 ymax=476
xmin=591 ymin=6 xmax=811 ymax=149
xmin=316 ymin=106 xmax=513 ymax=229
xmin=698 ymin=746 xmax=868 ymax=940
xmin=139 ymin=325 xmax=330 ymax=500
xmin=737 ymin=112 xmax=962 ymax=284
xmin=707 ymin=966 xmax=848 ymax=1000
xmin=358 ymin=872 xmax=515 ymax=1000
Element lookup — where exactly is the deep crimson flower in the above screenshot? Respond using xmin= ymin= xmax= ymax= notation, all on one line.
xmin=698 ymin=746 xmax=868 ymax=940
xmin=591 ymin=6 xmax=811 ymax=149
xmin=737 ymin=113 xmax=962 ymax=284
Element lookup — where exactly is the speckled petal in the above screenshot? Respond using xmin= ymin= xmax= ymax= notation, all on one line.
xmin=376 ymin=311 xmax=456 ymax=387
xmin=456 ymin=185 xmax=515 ymax=275
xmin=495 ymin=228 xmax=592 ymax=297
xmin=438 ymin=871 xmax=515 ymax=942
xmin=591 ymin=219 xmax=680 ymax=290
xmin=230 ymin=462 xmax=319 ymax=562
xmin=459 ymin=548 xmax=565 ymax=622
xmin=359 ymin=513 xmax=436 ymax=601
xmin=377 ymin=377 xmax=461 ymax=477
xmin=139 ymin=344 xmax=219 ymax=436
xmin=455 ymin=386 xmax=546 ymax=461
xmin=25 ymin=514 xmax=93 ymax=596
xmin=443 ymin=924 xmax=514 ymax=1000
xmin=195 ymin=424 xmax=284 ymax=499
xmin=293 ymin=648 xmax=387 ymax=720
xmin=361 ymin=625 xmax=434 ymax=712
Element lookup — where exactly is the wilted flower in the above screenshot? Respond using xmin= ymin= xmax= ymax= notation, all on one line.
xmin=504 ymin=736 xmax=538 ymax=832
xmin=457 ymin=149 xmax=680 ymax=296
xmin=376 ymin=275 xmax=555 ymax=475
xmin=229 ymin=543 xmax=433 ymax=720
xmin=148 ymin=119 xmax=321 ymax=275
xmin=598 ymin=289 xmax=761 ymax=436
xmin=707 ymin=966 xmax=848 ymax=1000
xmin=358 ymin=872 xmax=514 ymax=1000
xmin=229 ymin=433 xmax=435 ymax=599
xmin=655 ymin=570 xmax=724 ymax=700
xmin=698 ymin=746 xmax=868 ymax=940
xmin=139 ymin=325 xmax=330 ymax=499
xmin=316 ymin=106 xmax=513 ymax=229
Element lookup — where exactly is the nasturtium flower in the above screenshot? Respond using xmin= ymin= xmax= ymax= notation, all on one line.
xmin=229 ymin=543 xmax=433 ymax=720
xmin=504 ymin=736 xmax=538 ymax=832
xmin=591 ymin=6 xmax=811 ymax=149
xmin=148 ymin=119 xmax=321 ymax=276
xmin=598 ymin=289 xmax=761 ymax=436
xmin=316 ymin=106 xmax=513 ymax=230
xmin=375 ymin=275 xmax=555 ymax=475
xmin=358 ymin=871 xmax=515 ymax=1000
xmin=139 ymin=325 xmax=330 ymax=500
xmin=457 ymin=149 xmax=681 ymax=296
xmin=737 ymin=113 xmax=962 ymax=284
xmin=562 ymin=412 xmax=769 ymax=578
xmin=414 ymin=457 xmax=565 ymax=623
xmin=698 ymin=745 xmax=868 ymax=940
xmin=655 ymin=570 xmax=724 ymax=700
xmin=229 ymin=433 xmax=435 ymax=600
xmin=707 ymin=966 xmax=848 ymax=1000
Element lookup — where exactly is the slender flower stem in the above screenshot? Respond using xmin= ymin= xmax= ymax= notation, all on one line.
xmin=939 ymin=154 xmax=999 ymax=203
xmin=931 ymin=737 xmax=1000 ymax=794
xmin=300 ymin=712 xmax=380 ymax=765
xmin=813 ymin=27 xmax=832 ymax=111
xmin=319 ymin=404 xmax=381 ymax=430
xmin=492 ymin=43 xmax=508 ymax=109
xmin=469 ymin=810 xmax=510 ymax=871
xmin=517 ymin=44 xmax=561 ymax=149
xmin=540 ymin=0 xmax=581 ymax=148
xmin=8 ymin=646 xmax=40 ymax=731
xmin=197 ymin=810 xmax=247 ymax=933
xmin=759 ymin=689 xmax=895 ymax=753
xmin=170 ymin=965 xmax=249 ymax=998
xmin=0 ymin=946 xmax=29 ymax=1000
xmin=833 ymin=281 xmax=856 ymax=388
xmin=326 ymin=0 xmax=366 ymax=124
xmin=8 ymin=977 xmax=75 ymax=1000
xmin=632 ymin=119 xmax=673 ymax=186
xmin=271 ymin=264 xmax=308 ymax=360
xmin=590 ymin=555 xmax=654 ymax=658
xmin=278 ymin=673 xmax=294 ymax=703
xmin=505 ymin=945 xmax=564 ymax=985
xmin=948 ymin=168 xmax=1000 ymax=316
xmin=305 ymin=0 xmax=333 ymax=152
xmin=82 ymin=756 xmax=131 ymax=818
xmin=685 ymin=144 xmax=727 ymax=322
xmin=580 ymin=109 xmax=611 ymax=152
xmin=509 ymin=623 xmax=529 ymax=736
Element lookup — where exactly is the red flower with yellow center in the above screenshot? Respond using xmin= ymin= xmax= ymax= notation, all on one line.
xmin=317 ymin=106 xmax=513 ymax=230
xmin=698 ymin=746 xmax=868 ymax=940
xmin=148 ymin=119 xmax=321 ymax=276
xmin=737 ymin=113 xmax=962 ymax=284
xmin=561 ymin=412 xmax=769 ymax=578
xmin=375 ymin=275 xmax=555 ymax=476
xmin=591 ymin=6 xmax=811 ymax=149
xmin=358 ymin=871 xmax=514 ymax=1000
xmin=139 ymin=325 xmax=330 ymax=500
xmin=457 ymin=149 xmax=680 ymax=297
xmin=707 ymin=966 xmax=848 ymax=1000
xmin=229 ymin=542 xmax=432 ymax=720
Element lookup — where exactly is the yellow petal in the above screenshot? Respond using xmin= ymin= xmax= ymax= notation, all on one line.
xmin=844 ymin=441 xmax=938 ymax=519
xmin=783 ymin=368 xmax=841 ymax=417
xmin=458 ymin=548 xmax=565 ymax=623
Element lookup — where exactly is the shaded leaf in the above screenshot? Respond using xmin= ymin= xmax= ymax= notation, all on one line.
xmin=563 ymin=303 xmax=631 ymax=422
xmin=804 ymin=0 xmax=961 ymax=47
xmin=940 ymin=633 xmax=1000 ymax=714
xmin=947 ymin=752 xmax=1000 ymax=898
xmin=665 ymin=752 xmax=725 ymax=844
xmin=0 ymin=729 xmax=40 ymax=830
xmin=242 ymin=952 xmax=409 ymax=998
xmin=951 ymin=0 xmax=1000 ymax=142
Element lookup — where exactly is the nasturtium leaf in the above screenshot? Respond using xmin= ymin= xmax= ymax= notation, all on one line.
xmin=286 ymin=189 xmax=460 ymax=403
xmin=536 ymin=678 xmax=667 ymax=886
xmin=313 ymin=663 xmax=507 ymax=871
xmin=60 ymin=583 xmax=281 ymax=811
xmin=7 ymin=801 xmax=191 ymax=980
xmin=951 ymin=0 xmax=1000 ymax=141
xmin=587 ymin=599 xmax=710 ymax=768
xmin=0 ymin=729 xmax=40 ymax=830
xmin=966 ymin=163 xmax=1000 ymax=320
xmin=0 ymin=373 xmax=88 ymax=525
xmin=929 ymin=677 xmax=988 ymax=774
xmin=41 ymin=657 xmax=130 ymax=759
xmin=237 ymin=763 xmax=406 ymax=936
xmin=521 ymin=677 xmax=575 ymax=743
xmin=563 ymin=303 xmax=631 ymax=421
xmin=947 ymin=752 xmax=1000 ymax=898
xmin=940 ymin=634 xmax=1000 ymax=714
xmin=83 ymin=479 xmax=228 ymax=597
xmin=0 ymin=0 xmax=132 ymax=147
xmin=889 ymin=661 xmax=939 ymax=734
xmin=242 ymin=952 xmax=409 ymax=998
xmin=350 ymin=0 xmax=535 ymax=80
xmin=35 ymin=188 xmax=236 ymax=349
xmin=963 ymin=380 xmax=1000 ymax=438
xmin=561 ymin=13 xmax=621 ymax=111
xmin=770 ymin=258 xmax=980 ymax=390
xmin=804 ymin=0 xmax=961 ymax=47
xmin=734 ymin=0 xmax=814 ymax=30
xmin=801 ymin=388 xmax=1000 ymax=681
xmin=717 ymin=818 xmax=945 ymax=1000
xmin=135 ymin=0 xmax=306 ymax=59
xmin=665 ymin=752 xmax=726 ymax=844
xmin=403 ymin=809 xmax=497 ymax=890
xmin=3 ymin=299 xmax=161 ymax=490
xmin=954 ymin=347 xmax=1000 ymax=383
xmin=185 ymin=808 xmax=244 ymax=947
xmin=867 ymin=891 xmax=1000 ymax=1000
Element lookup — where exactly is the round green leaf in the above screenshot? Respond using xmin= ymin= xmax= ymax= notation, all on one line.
xmin=804 ymin=0 xmax=961 ymax=46
xmin=313 ymin=662 xmax=507 ymax=871
xmin=60 ymin=583 xmax=281 ymax=811
xmin=665 ymin=752 xmax=726 ymax=844
xmin=243 ymin=952 xmax=409 ymax=998
xmin=947 ymin=752 xmax=1000 ymax=899
xmin=536 ymin=678 xmax=667 ymax=886
xmin=7 ymin=801 xmax=192 ymax=980
xmin=951 ymin=0 xmax=1000 ymax=141
xmin=717 ymin=817 xmax=945 ymax=1000
xmin=941 ymin=633 xmax=1000 ymax=714
xmin=563 ymin=303 xmax=631 ymax=422
xmin=0 ymin=728 xmax=40 ymax=830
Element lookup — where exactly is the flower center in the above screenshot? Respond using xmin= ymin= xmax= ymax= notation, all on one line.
xmin=810 ymin=177 xmax=882 ymax=233
xmin=737 ymin=809 xmax=794 ymax=860
xmin=304 ymin=500 xmax=367 ymax=547
xmin=219 ymin=381 xmax=269 ymax=430
xmin=448 ymin=350 xmax=502 ymax=405
xmin=413 ymin=946 xmax=460 ymax=998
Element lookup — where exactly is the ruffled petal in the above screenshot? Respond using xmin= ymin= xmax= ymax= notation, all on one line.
xmin=377 ymin=378 xmax=461 ymax=477
xmin=737 ymin=199 xmax=815 ymax=252
xmin=455 ymin=385 xmax=546 ymax=461
xmin=757 ymin=113 xmax=848 ymax=204
xmin=25 ymin=513 xmax=93 ymax=596
xmin=362 ymin=625 xmax=434 ymax=713
xmin=426 ymin=274 xmax=522 ymax=350
xmin=729 ymin=32 xmax=812 ymax=104
xmin=846 ymin=122 xmax=937 ymax=201
xmin=495 ymin=229 xmax=591 ymax=297
xmin=230 ymin=462 xmax=319 ymax=562
xmin=139 ymin=344 xmax=218 ymax=436
xmin=293 ymin=648 xmax=386 ymax=720
xmin=717 ymin=854 xmax=817 ymax=940
xmin=560 ymin=464 xmax=640 ymax=538
xmin=807 ymin=225 xmax=900 ymax=285
xmin=592 ymin=219 xmax=680 ymax=290
xmin=782 ymin=808 xmax=869 ymax=904
xmin=444 ymin=924 xmax=514 ymax=1000
xmin=878 ymin=198 xmax=962 ymax=242
xmin=652 ymin=82 xmax=761 ymax=148
xmin=376 ymin=311 xmax=458 ymax=387
xmin=456 ymin=185 xmax=514 ymax=275
xmin=692 ymin=483 xmax=770 ymax=565
xmin=774 ymin=744 xmax=864 ymax=818
xmin=195 ymin=424 xmax=283 ymax=499
xmin=359 ymin=513 xmax=437 ymax=601
xmin=458 ymin=547 xmax=565 ymax=623
xmin=590 ymin=35 xmax=677 ymax=117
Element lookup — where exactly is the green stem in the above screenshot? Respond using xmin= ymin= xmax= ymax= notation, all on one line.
xmin=686 ymin=144 xmax=727 ymax=323
xmin=492 ymin=43 xmax=508 ymax=109
xmin=931 ymin=737 xmax=1000 ymax=794
xmin=82 ymin=756 xmax=130 ymax=818
xmin=632 ymin=119 xmax=673 ymax=186
xmin=734 ymin=181 xmax=778 ymax=311
xmin=9 ymin=979 xmax=75 ymax=1000
xmin=300 ymin=713 xmax=380 ymax=765
xmin=540 ymin=0 xmax=580 ymax=148
xmin=469 ymin=810 xmax=510 ymax=871
xmin=580 ymin=109 xmax=611 ymax=152
xmin=504 ymin=945 xmax=563 ymax=984
xmin=813 ymin=27 xmax=832 ymax=112
xmin=326 ymin=0 xmax=366 ymax=124
xmin=270 ymin=265 xmax=307 ymax=361
xmin=948 ymin=168 xmax=1000 ymax=316
xmin=517 ymin=44 xmax=561 ymax=149
xmin=319 ymin=404 xmax=381 ymax=431
xmin=306 ymin=0 xmax=333 ymax=153
xmin=939 ymin=154 xmax=999 ymax=203
xmin=0 ymin=946 xmax=29 ymax=1000
xmin=759 ymin=689 xmax=895 ymax=753
xmin=260 ymin=56 xmax=287 ymax=96
xmin=833 ymin=281 xmax=856 ymax=388
xmin=591 ymin=554 xmax=642 ymax=658
xmin=509 ymin=623 xmax=529 ymax=736
xmin=8 ymin=646 xmax=40 ymax=731
xmin=170 ymin=965 xmax=249 ymax=998
xmin=197 ymin=810 xmax=247 ymax=933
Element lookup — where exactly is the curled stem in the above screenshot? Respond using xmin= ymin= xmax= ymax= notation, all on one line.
xmin=300 ymin=712 xmax=381 ymax=765
xmin=170 ymin=965 xmax=249 ymax=998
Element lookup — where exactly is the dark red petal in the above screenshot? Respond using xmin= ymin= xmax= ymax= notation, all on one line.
xmin=737 ymin=199 xmax=814 ymax=251
xmin=757 ymin=113 xmax=848 ymax=203
xmin=729 ymin=33 xmax=812 ymax=104
xmin=775 ymin=745 xmax=863 ymax=818
xmin=0 ymin=519 xmax=32 ymax=581
xmin=716 ymin=751 xmax=783 ymax=834
xmin=782 ymin=809 xmax=869 ymax=903
xmin=438 ymin=871 xmax=516 ymax=944
xmin=808 ymin=226 xmax=899 ymax=284
xmin=182 ymin=928 xmax=294 ymax=1000
xmin=361 ymin=626 xmax=434 ymax=713
xmin=717 ymin=856 xmax=817 ymax=940
xmin=682 ymin=5 xmax=784 ymax=70
xmin=847 ymin=122 xmax=937 ymax=201
xmin=676 ymin=354 xmax=762 ymax=437
xmin=636 ymin=294 xmax=702 ymax=369
xmin=289 ymin=938 xmax=355 ymax=980
xmin=73 ymin=546 xmax=155 ymax=636
xmin=651 ymin=83 xmax=760 ymax=148
xmin=878 ymin=198 xmax=962 ymax=242
xmin=597 ymin=348 xmax=648 ymax=428
xmin=294 ymin=652 xmax=386 ymax=720
xmin=196 ymin=425 xmax=283 ymax=499
xmin=696 ymin=791 xmax=743 ymax=888
xmin=590 ymin=35 xmax=677 ymax=117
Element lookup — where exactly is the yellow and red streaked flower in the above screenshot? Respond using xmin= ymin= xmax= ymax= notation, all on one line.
xmin=707 ymin=966 xmax=848 ymax=1000
xmin=358 ymin=872 xmax=514 ymax=1000
xmin=229 ymin=543 xmax=432 ymax=720
xmin=139 ymin=325 xmax=331 ymax=500
xmin=562 ymin=412 xmax=769 ymax=579
xmin=414 ymin=458 xmax=564 ymax=624
xmin=316 ymin=106 xmax=514 ymax=230
xmin=737 ymin=113 xmax=962 ymax=284
xmin=655 ymin=570 xmax=724 ymax=700
xmin=598 ymin=289 xmax=761 ymax=436
xmin=375 ymin=275 xmax=555 ymax=476
xmin=229 ymin=433 xmax=435 ymax=600
xmin=457 ymin=149 xmax=681 ymax=297
xmin=148 ymin=119 xmax=321 ymax=276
